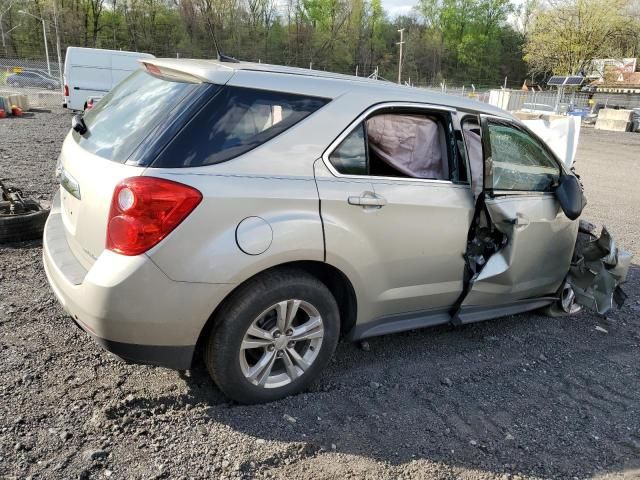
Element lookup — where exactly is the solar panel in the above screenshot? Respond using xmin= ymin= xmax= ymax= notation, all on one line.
xmin=565 ymin=76 xmax=584 ymax=85
xmin=547 ymin=75 xmax=584 ymax=86
xmin=547 ymin=76 xmax=566 ymax=85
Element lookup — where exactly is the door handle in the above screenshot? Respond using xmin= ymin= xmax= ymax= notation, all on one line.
xmin=504 ymin=215 xmax=530 ymax=228
xmin=348 ymin=194 xmax=387 ymax=208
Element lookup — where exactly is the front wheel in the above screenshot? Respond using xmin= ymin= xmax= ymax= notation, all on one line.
xmin=205 ymin=269 xmax=340 ymax=404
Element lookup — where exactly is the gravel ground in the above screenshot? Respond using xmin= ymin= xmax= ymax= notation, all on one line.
xmin=1 ymin=111 xmax=639 ymax=480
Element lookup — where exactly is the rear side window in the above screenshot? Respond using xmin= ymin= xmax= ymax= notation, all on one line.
xmin=153 ymin=86 xmax=329 ymax=168
xmin=73 ymin=70 xmax=200 ymax=162
xmin=327 ymin=110 xmax=458 ymax=181
xmin=328 ymin=124 xmax=368 ymax=175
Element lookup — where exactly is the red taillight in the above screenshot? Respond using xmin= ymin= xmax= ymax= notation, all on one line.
xmin=64 ymin=84 xmax=69 ymax=97
xmin=106 ymin=177 xmax=202 ymax=256
xmin=86 ymin=99 xmax=93 ymax=110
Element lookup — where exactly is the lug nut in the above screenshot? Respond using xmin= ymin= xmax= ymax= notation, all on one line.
xmin=287 ymin=341 xmax=295 ymax=348
xmin=273 ymin=331 xmax=281 ymax=338
xmin=285 ymin=328 xmax=294 ymax=336
xmin=267 ymin=345 xmax=275 ymax=351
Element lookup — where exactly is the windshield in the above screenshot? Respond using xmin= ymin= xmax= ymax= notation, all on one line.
xmin=73 ymin=69 xmax=201 ymax=162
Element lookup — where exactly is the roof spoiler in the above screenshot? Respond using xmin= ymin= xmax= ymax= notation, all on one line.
xmin=140 ymin=61 xmax=209 ymax=84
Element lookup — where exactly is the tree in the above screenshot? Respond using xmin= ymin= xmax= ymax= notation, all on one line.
xmin=524 ymin=0 xmax=636 ymax=75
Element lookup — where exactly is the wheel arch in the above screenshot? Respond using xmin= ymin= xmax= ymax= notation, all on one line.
xmin=194 ymin=260 xmax=358 ymax=358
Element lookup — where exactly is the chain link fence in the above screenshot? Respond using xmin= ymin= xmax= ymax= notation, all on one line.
xmin=0 ymin=56 xmax=63 ymax=109
xmin=2 ymin=51 xmax=640 ymax=115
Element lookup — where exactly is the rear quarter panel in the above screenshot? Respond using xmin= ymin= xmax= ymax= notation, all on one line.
xmin=144 ymin=170 xmax=324 ymax=285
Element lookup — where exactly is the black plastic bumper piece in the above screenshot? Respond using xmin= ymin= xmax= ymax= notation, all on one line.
xmin=72 ymin=318 xmax=195 ymax=370
xmin=95 ymin=336 xmax=195 ymax=370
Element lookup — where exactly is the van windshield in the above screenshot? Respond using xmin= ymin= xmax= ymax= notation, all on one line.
xmin=73 ymin=69 xmax=201 ymax=162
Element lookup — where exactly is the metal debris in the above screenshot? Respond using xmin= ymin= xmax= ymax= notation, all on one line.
xmin=567 ymin=224 xmax=631 ymax=315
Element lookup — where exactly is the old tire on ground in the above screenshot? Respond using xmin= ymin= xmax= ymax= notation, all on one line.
xmin=0 ymin=199 xmax=50 ymax=243
xmin=205 ymin=268 xmax=340 ymax=404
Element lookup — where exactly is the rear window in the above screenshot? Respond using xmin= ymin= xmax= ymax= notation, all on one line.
xmin=152 ymin=86 xmax=329 ymax=168
xmin=73 ymin=69 xmax=200 ymax=162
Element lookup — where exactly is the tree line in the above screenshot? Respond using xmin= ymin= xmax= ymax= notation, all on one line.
xmin=1 ymin=0 xmax=639 ymax=88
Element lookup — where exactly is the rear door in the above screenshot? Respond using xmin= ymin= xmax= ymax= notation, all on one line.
xmin=461 ymin=115 xmax=577 ymax=308
xmin=315 ymin=103 xmax=473 ymax=327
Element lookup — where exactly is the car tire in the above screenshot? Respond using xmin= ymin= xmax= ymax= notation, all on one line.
xmin=0 ymin=199 xmax=50 ymax=243
xmin=204 ymin=268 xmax=340 ymax=404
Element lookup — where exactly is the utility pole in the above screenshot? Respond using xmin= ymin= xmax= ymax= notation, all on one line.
xmin=0 ymin=1 xmax=14 ymax=54
xmin=397 ymin=28 xmax=405 ymax=84
xmin=52 ymin=0 xmax=63 ymax=89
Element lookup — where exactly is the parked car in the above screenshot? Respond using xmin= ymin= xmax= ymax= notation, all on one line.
xmin=6 ymin=70 xmax=60 ymax=90
xmin=44 ymin=59 xmax=622 ymax=404
xmin=63 ymin=46 xmax=154 ymax=111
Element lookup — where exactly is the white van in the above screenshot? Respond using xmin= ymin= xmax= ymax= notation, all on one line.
xmin=63 ymin=47 xmax=155 ymax=111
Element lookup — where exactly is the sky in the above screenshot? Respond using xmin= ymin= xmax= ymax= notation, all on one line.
xmin=382 ymin=0 xmax=418 ymax=17
xmin=382 ymin=0 xmax=526 ymax=19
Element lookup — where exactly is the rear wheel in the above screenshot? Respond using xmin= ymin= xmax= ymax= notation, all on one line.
xmin=205 ymin=269 xmax=340 ymax=404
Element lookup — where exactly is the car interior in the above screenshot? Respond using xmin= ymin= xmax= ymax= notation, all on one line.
xmin=365 ymin=113 xmax=450 ymax=180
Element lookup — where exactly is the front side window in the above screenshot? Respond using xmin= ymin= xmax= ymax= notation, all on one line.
xmin=154 ymin=86 xmax=329 ymax=168
xmin=488 ymin=121 xmax=560 ymax=192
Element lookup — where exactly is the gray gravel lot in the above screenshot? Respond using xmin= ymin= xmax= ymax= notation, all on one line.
xmin=1 ymin=111 xmax=639 ymax=480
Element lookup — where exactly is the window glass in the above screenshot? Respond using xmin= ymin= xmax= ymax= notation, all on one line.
xmin=461 ymin=117 xmax=483 ymax=196
xmin=328 ymin=112 xmax=452 ymax=180
xmin=488 ymin=122 xmax=559 ymax=191
xmin=328 ymin=124 xmax=368 ymax=175
xmin=73 ymin=69 xmax=200 ymax=162
xmin=154 ymin=86 xmax=329 ymax=168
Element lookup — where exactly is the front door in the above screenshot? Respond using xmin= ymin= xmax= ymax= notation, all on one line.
xmin=461 ymin=115 xmax=578 ymax=308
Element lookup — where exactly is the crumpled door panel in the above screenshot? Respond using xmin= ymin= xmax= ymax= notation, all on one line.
xmin=461 ymin=195 xmax=576 ymax=306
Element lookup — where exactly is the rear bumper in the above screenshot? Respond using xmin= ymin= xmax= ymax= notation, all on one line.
xmin=43 ymin=193 xmax=234 ymax=369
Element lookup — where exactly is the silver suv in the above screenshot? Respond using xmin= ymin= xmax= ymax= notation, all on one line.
xmin=44 ymin=59 xmax=591 ymax=403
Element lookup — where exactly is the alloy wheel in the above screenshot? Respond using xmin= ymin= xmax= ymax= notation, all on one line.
xmin=239 ymin=299 xmax=324 ymax=389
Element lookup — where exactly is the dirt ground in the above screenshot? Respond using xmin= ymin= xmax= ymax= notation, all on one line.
xmin=1 ymin=111 xmax=639 ymax=480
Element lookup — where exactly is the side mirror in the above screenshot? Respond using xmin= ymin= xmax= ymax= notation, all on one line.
xmin=555 ymin=174 xmax=587 ymax=220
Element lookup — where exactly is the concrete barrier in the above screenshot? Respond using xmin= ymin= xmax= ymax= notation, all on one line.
xmin=595 ymin=109 xmax=633 ymax=132
xmin=0 ymin=92 xmax=29 ymax=111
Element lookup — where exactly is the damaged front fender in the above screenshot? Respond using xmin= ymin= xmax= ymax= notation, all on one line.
xmin=567 ymin=222 xmax=632 ymax=315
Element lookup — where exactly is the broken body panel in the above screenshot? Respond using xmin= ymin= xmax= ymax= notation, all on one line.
xmin=454 ymin=113 xmax=630 ymax=318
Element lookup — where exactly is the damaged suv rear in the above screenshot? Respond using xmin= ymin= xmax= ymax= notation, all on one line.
xmin=43 ymin=59 xmax=631 ymax=404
